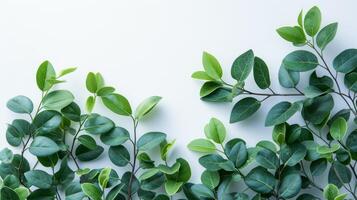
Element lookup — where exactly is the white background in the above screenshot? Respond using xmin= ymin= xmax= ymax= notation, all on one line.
xmin=1 ymin=0 xmax=357 ymax=187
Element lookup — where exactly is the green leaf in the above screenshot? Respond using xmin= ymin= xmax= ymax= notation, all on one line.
xmin=278 ymin=169 xmax=302 ymax=198
xmin=276 ymin=26 xmax=306 ymax=44
xmin=226 ymin=141 xmax=248 ymax=168
xmin=297 ymin=10 xmax=303 ymax=27
xmin=27 ymin=189 xmax=55 ymax=200
xmin=137 ymin=132 xmax=166 ymax=151
xmin=256 ymin=148 xmax=279 ymax=170
xmin=1 ymin=187 xmax=20 ymax=200
xmin=140 ymin=168 xmax=160 ymax=181
xmin=98 ymin=168 xmax=111 ymax=189
xmin=164 ymin=180 xmax=183 ymax=196
xmin=187 ymin=139 xmax=216 ymax=153
xmin=230 ymin=97 xmax=261 ymax=123
xmin=7 ymin=95 xmax=33 ymax=114
xmin=86 ymin=72 xmax=97 ymax=93
xmin=202 ymin=52 xmax=222 ymax=80
xmin=191 ymin=184 xmax=215 ymax=198
xmin=204 ymin=118 xmax=226 ymax=144
xmin=160 ymin=139 xmax=175 ymax=161
xmin=245 ymin=166 xmax=276 ymax=194
xmin=231 ymin=49 xmax=254 ymax=81
xmin=86 ymin=96 xmax=95 ymax=113
xmin=278 ymin=64 xmax=300 ymax=88
xmin=135 ymin=96 xmax=162 ymax=119
xmin=14 ymin=187 xmax=30 ymax=200
xmin=280 ymin=143 xmax=307 ymax=166
xmin=0 ymin=148 xmax=13 ymax=163
xmin=61 ymin=102 xmax=81 ymax=122
xmin=166 ymin=158 xmax=191 ymax=182
xmin=78 ymin=135 xmax=97 ymax=150
xmin=29 ymin=136 xmax=60 ymax=157
xmin=96 ymin=86 xmax=115 ymax=96
xmin=42 ymin=90 xmax=74 ymax=110
xmin=36 ymin=61 xmax=56 ymax=91
xmin=65 ymin=182 xmax=85 ymax=200
xmin=57 ymin=67 xmax=77 ymax=78
xmin=253 ymin=57 xmax=271 ymax=89
xmin=101 ymin=93 xmax=132 ymax=116
xmin=344 ymin=72 xmax=357 ymax=92
xmin=24 ymin=170 xmax=52 ymax=189
xmin=75 ymin=145 xmax=104 ymax=161
xmin=330 ymin=117 xmax=347 ymax=141
xmin=310 ymin=158 xmax=327 ymax=176
xmin=346 ymin=130 xmax=357 ymax=159
xmin=333 ymin=49 xmax=357 ymax=73
xmin=201 ymin=170 xmax=219 ymax=189
xmin=108 ymin=145 xmax=130 ymax=167
xmin=282 ymin=50 xmax=318 ymax=72
xmin=272 ymin=123 xmax=286 ymax=145
xmin=304 ymin=6 xmax=321 ymax=36
xmin=191 ymin=71 xmax=215 ymax=81
xmin=323 ymin=184 xmax=339 ymax=200
xmin=302 ymin=94 xmax=334 ymax=125
xmin=199 ymin=154 xmax=225 ymax=171
xmin=33 ymin=110 xmax=62 ymax=133
xmin=100 ymin=127 xmax=130 ymax=146
xmin=199 ymin=81 xmax=222 ymax=97
xmin=84 ymin=115 xmax=114 ymax=135
xmin=317 ymin=144 xmax=340 ymax=154
xmin=328 ymin=162 xmax=351 ymax=188
xmin=317 ymin=23 xmax=338 ymax=50
xmin=265 ymin=101 xmax=301 ymax=126
xmin=201 ymin=87 xmax=233 ymax=102
xmin=81 ymin=183 xmax=102 ymax=200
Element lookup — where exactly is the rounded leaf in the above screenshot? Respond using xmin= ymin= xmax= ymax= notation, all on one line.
xmin=100 ymin=127 xmax=130 ymax=146
xmin=7 ymin=95 xmax=33 ymax=114
xmin=265 ymin=101 xmax=301 ymax=126
xmin=137 ymin=132 xmax=166 ymax=151
xmin=282 ymin=50 xmax=318 ymax=72
xmin=330 ymin=117 xmax=347 ymax=141
xmin=317 ymin=23 xmax=338 ymax=50
xmin=42 ymin=90 xmax=74 ymax=110
xmin=245 ymin=167 xmax=276 ymax=194
xmin=333 ymin=49 xmax=357 ymax=73
xmin=36 ymin=61 xmax=56 ymax=91
xmin=204 ymin=118 xmax=226 ymax=144
xmin=29 ymin=136 xmax=60 ymax=157
xmin=202 ymin=52 xmax=222 ymax=80
xmin=304 ymin=6 xmax=321 ymax=36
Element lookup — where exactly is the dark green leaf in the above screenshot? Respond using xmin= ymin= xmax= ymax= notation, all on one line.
xmin=137 ymin=132 xmax=166 ymax=151
xmin=84 ymin=114 xmax=114 ymax=135
xmin=230 ymin=97 xmax=261 ymax=123
xmin=245 ymin=166 xmax=276 ymax=193
xmin=231 ymin=50 xmax=254 ymax=81
xmin=108 ymin=145 xmax=130 ymax=167
xmin=265 ymin=101 xmax=301 ymax=126
xmin=333 ymin=49 xmax=357 ymax=73
xmin=253 ymin=57 xmax=271 ymax=89
xmin=75 ymin=144 xmax=104 ymax=161
xmin=279 ymin=64 xmax=300 ymax=88
xmin=317 ymin=23 xmax=338 ymax=50
xmin=282 ymin=50 xmax=318 ymax=72
xmin=100 ymin=127 xmax=130 ymax=146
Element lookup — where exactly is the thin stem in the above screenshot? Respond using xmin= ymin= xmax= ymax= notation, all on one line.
xmin=127 ymin=116 xmax=139 ymax=200
xmin=307 ymin=42 xmax=357 ymax=116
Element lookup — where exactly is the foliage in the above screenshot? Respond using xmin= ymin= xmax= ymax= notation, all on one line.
xmin=192 ymin=6 xmax=357 ymax=199
xmin=0 ymin=62 xmax=190 ymax=200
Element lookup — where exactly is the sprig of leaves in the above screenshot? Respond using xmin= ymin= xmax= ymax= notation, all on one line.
xmin=192 ymin=6 xmax=357 ymax=200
